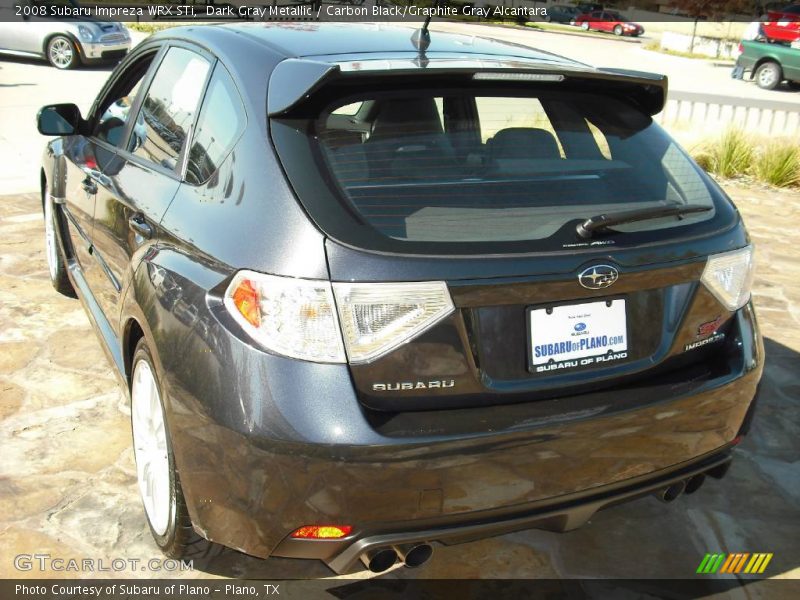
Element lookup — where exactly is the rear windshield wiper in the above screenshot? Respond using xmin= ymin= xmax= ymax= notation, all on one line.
xmin=576 ymin=204 xmax=713 ymax=238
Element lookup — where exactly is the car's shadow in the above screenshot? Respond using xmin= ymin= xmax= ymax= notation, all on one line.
xmin=188 ymin=547 xmax=337 ymax=579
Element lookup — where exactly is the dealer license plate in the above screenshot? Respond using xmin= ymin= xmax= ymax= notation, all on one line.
xmin=529 ymin=299 xmax=628 ymax=373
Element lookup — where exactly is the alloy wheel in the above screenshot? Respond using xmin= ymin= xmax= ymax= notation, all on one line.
xmin=131 ymin=360 xmax=172 ymax=537
xmin=49 ymin=38 xmax=74 ymax=69
xmin=44 ymin=185 xmax=57 ymax=281
xmin=758 ymin=65 xmax=779 ymax=89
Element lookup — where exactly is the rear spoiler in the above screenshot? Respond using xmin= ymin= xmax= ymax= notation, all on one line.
xmin=267 ymin=57 xmax=668 ymax=117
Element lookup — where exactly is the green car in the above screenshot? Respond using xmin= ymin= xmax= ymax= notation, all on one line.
xmin=734 ymin=40 xmax=800 ymax=90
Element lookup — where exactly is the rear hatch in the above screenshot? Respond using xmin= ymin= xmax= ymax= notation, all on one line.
xmin=269 ymin=55 xmax=747 ymax=413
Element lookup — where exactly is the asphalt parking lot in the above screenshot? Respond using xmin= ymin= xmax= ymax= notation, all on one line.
xmin=0 ymin=21 xmax=799 ymax=588
xmin=1 ymin=182 xmax=798 ymax=585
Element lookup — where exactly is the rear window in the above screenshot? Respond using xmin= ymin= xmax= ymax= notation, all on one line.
xmin=316 ymin=90 xmax=715 ymax=243
xmin=272 ymin=85 xmax=729 ymax=254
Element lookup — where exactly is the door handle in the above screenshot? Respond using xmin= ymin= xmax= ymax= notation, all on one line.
xmin=128 ymin=214 xmax=153 ymax=240
xmin=81 ymin=176 xmax=97 ymax=195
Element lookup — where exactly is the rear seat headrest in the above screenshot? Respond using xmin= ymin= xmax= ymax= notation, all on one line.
xmin=489 ymin=127 xmax=561 ymax=160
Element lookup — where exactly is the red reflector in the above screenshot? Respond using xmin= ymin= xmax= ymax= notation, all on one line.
xmin=732 ymin=435 xmax=743 ymax=446
xmin=291 ymin=525 xmax=353 ymax=539
xmin=231 ymin=278 xmax=260 ymax=327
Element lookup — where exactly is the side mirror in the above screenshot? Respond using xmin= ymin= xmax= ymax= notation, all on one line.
xmin=37 ymin=104 xmax=83 ymax=136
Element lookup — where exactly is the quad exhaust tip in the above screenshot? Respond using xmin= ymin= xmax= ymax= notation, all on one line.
xmin=657 ymin=479 xmax=686 ymax=503
xmin=685 ymin=474 xmax=706 ymax=495
xmin=394 ymin=543 xmax=433 ymax=568
xmin=359 ymin=543 xmax=433 ymax=572
xmin=360 ymin=548 xmax=398 ymax=573
xmin=656 ymin=470 xmax=713 ymax=503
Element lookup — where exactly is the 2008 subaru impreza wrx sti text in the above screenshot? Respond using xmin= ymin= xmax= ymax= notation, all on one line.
xmin=37 ymin=23 xmax=762 ymax=573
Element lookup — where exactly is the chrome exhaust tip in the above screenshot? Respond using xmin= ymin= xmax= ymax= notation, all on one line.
xmin=685 ymin=473 xmax=706 ymax=495
xmin=359 ymin=547 xmax=398 ymax=573
xmin=657 ymin=480 xmax=686 ymax=503
xmin=394 ymin=543 xmax=433 ymax=568
xmin=707 ymin=461 xmax=731 ymax=480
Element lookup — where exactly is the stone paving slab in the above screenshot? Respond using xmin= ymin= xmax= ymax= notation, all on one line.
xmin=0 ymin=185 xmax=798 ymax=583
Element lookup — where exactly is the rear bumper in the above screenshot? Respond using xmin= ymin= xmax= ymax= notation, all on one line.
xmin=160 ymin=294 xmax=762 ymax=570
xmin=274 ymin=448 xmax=735 ymax=573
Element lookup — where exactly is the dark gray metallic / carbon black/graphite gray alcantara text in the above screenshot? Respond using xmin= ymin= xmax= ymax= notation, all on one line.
xmin=37 ymin=23 xmax=762 ymax=574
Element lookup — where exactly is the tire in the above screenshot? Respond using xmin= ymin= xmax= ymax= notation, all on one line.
xmin=614 ymin=25 xmax=623 ymax=36
xmin=130 ymin=339 xmax=222 ymax=560
xmin=754 ymin=61 xmax=782 ymax=90
xmin=46 ymin=35 xmax=78 ymax=70
xmin=581 ymin=21 xmax=590 ymax=31
xmin=43 ymin=181 xmax=76 ymax=298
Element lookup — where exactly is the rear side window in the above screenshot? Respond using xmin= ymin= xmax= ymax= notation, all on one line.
xmin=309 ymin=91 xmax=715 ymax=245
xmin=185 ymin=64 xmax=247 ymax=186
xmin=129 ymin=47 xmax=210 ymax=171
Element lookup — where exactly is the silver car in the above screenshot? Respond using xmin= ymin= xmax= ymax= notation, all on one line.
xmin=0 ymin=6 xmax=130 ymax=69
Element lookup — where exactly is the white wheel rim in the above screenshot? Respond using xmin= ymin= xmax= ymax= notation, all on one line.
xmin=44 ymin=186 xmax=58 ymax=281
xmin=759 ymin=67 xmax=776 ymax=87
xmin=49 ymin=38 xmax=73 ymax=68
xmin=131 ymin=360 xmax=172 ymax=536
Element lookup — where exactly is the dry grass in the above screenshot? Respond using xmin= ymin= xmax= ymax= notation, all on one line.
xmin=691 ymin=129 xmax=800 ymax=188
xmin=753 ymin=142 xmax=800 ymax=188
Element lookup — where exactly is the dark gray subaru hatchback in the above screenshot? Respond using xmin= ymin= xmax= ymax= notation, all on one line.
xmin=38 ymin=23 xmax=762 ymax=574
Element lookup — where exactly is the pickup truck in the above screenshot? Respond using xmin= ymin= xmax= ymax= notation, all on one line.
xmin=734 ymin=40 xmax=800 ymax=90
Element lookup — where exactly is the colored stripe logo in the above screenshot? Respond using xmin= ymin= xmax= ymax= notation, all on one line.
xmin=697 ymin=553 xmax=773 ymax=574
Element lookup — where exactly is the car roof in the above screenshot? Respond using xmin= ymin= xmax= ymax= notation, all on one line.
xmin=145 ymin=23 xmax=666 ymax=117
xmin=153 ymin=22 xmax=585 ymax=68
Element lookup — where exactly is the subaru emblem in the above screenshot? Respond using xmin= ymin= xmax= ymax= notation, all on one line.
xmin=578 ymin=265 xmax=619 ymax=290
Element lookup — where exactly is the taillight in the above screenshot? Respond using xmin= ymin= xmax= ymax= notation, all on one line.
xmin=223 ymin=272 xmax=454 ymax=364
xmin=333 ymin=281 xmax=454 ymax=364
xmin=290 ymin=525 xmax=353 ymax=539
xmin=230 ymin=278 xmax=260 ymax=327
xmin=700 ymin=246 xmax=755 ymax=311
xmin=224 ymin=271 xmax=345 ymax=363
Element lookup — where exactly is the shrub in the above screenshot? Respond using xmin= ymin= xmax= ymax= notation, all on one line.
xmin=708 ymin=129 xmax=755 ymax=179
xmin=753 ymin=142 xmax=800 ymax=188
xmin=691 ymin=130 xmax=800 ymax=188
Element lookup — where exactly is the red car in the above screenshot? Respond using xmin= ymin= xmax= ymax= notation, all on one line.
xmin=575 ymin=10 xmax=645 ymax=37
xmin=762 ymin=3 xmax=800 ymax=43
